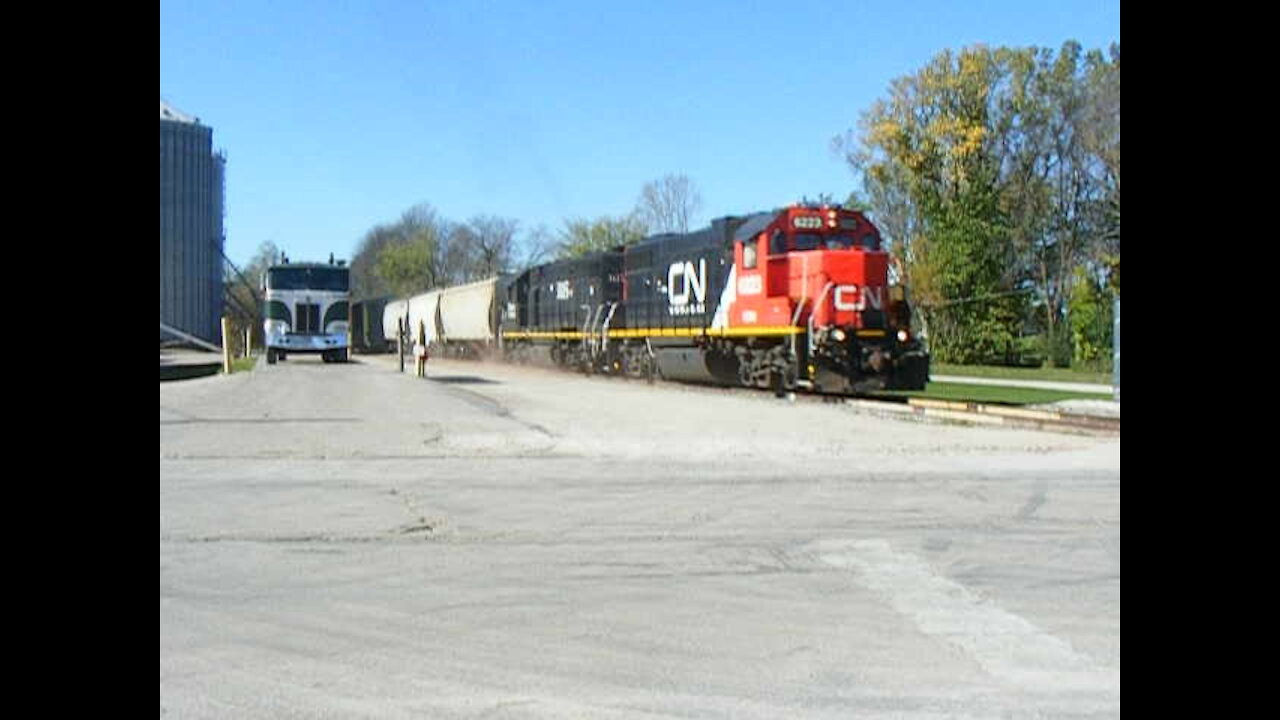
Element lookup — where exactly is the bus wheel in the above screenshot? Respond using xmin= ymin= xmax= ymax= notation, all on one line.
xmin=267 ymin=349 xmax=277 ymax=365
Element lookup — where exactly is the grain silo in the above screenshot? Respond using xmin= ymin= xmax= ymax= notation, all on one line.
xmin=160 ymin=99 xmax=226 ymax=343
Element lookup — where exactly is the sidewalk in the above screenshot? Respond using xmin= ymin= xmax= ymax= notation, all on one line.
xmin=160 ymin=349 xmax=224 ymax=381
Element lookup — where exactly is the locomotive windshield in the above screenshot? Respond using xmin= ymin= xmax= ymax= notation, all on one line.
xmin=267 ymin=267 xmax=350 ymax=292
xmin=792 ymin=233 xmax=882 ymax=251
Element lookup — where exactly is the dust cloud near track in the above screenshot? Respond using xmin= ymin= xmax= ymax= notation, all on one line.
xmin=160 ymin=355 xmax=1119 ymax=719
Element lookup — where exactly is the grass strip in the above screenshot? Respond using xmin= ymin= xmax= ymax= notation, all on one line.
xmin=930 ymin=362 xmax=1111 ymax=385
xmin=875 ymin=381 xmax=1113 ymax=406
xmin=229 ymin=356 xmax=257 ymax=374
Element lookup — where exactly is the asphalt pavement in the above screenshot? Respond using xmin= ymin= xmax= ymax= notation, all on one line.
xmin=160 ymin=355 xmax=1120 ymax=719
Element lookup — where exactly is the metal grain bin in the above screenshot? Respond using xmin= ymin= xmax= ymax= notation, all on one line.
xmin=160 ymin=99 xmax=225 ymax=343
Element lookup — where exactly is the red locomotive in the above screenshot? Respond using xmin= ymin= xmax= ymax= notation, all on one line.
xmin=498 ymin=203 xmax=930 ymax=394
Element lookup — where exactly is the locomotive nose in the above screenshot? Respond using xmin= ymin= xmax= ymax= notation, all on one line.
xmin=867 ymin=347 xmax=890 ymax=373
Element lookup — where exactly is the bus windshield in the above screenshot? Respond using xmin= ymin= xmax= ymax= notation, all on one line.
xmin=267 ymin=267 xmax=350 ymax=291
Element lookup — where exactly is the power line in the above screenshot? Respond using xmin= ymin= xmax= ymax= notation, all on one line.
xmin=916 ymin=287 xmax=1037 ymax=309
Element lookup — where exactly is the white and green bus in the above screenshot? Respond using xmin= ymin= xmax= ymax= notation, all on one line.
xmin=262 ymin=261 xmax=350 ymax=364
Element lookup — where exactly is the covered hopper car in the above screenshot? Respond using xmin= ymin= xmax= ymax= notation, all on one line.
xmin=381 ymin=278 xmax=503 ymax=358
xmin=350 ymin=296 xmax=391 ymax=353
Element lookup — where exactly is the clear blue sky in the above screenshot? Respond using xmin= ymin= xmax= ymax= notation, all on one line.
xmin=160 ymin=0 xmax=1120 ymax=268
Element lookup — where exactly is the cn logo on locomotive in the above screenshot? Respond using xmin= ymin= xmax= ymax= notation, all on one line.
xmin=834 ymin=284 xmax=884 ymax=312
xmin=668 ymin=259 xmax=707 ymax=315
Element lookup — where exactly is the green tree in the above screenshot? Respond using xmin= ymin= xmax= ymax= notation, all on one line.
xmin=361 ymin=204 xmax=447 ymax=296
xmin=1081 ymin=44 xmax=1120 ymax=295
xmin=838 ymin=40 xmax=1119 ymax=366
xmin=376 ymin=237 xmax=433 ymax=298
xmin=556 ymin=214 xmax=647 ymax=258
xmin=350 ymin=224 xmax=400 ymax=298
xmin=849 ymin=46 xmax=1019 ymax=363
xmin=1068 ymin=265 xmax=1113 ymax=370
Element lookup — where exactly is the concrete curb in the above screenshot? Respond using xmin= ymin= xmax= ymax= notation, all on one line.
xmin=931 ymin=375 xmax=1114 ymax=394
xmin=844 ymin=398 xmax=1120 ymax=437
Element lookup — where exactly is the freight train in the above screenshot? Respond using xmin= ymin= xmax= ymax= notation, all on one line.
xmin=350 ymin=296 xmax=391 ymax=353
xmin=370 ymin=204 xmax=929 ymax=394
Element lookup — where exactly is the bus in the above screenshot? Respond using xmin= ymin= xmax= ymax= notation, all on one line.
xmin=261 ymin=260 xmax=350 ymax=364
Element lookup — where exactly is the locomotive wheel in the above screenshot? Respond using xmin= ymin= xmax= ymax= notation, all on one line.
xmin=771 ymin=370 xmax=786 ymax=398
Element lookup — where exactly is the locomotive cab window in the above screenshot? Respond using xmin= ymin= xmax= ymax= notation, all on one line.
xmin=794 ymin=233 xmax=822 ymax=251
xmin=770 ymin=230 xmax=787 ymax=255
xmin=823 ymin=234 xmax=860 ymax=250
xmin=742 ymin=242 xmax=757 ymax=269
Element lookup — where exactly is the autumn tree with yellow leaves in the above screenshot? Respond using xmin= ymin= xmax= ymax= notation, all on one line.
xmin=838 ymin=41 xmax=1119 ymax=366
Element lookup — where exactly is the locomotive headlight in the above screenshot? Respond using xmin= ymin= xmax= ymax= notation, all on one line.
xmin=831 ymin=328 xmax=847 ymax=342
xmin=897 ymin=329 xmax=910 ymax=342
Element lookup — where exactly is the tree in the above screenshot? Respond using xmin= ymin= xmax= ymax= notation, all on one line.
xmin=556 ymin=214 xmax=647 ymax=258
xmin=464 ymin=214 xmax=519 ymax=278
xmin=635 ymin=174 xmax=703 ymax=234
xmin=377 ymin=235 xmax=434 ymax=298
xmin=436 ymin=222 xmax=477 ymax=287
xmin=1080 ymin=43 xmax=1120 ymax=294
xmin=1068 ymin=265 xmax=1113 ymax=370
xmin=513 ymin=224 xmax=555 ymax=271
xmin=356 ymin=203 xmax=447 ymax=296
xmin=846 ymin=46 xmax=1019 ymax=363
xmin=221 ymin=240 xmax=279 ymax=349
xmin=837 ymin=41 xmax=1119 ymax=366
xmin=350 ymin=224 xmax=400 ymax=298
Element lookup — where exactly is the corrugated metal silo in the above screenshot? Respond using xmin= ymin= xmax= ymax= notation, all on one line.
xmin=160 ymin=99 xmax=226 ymax=343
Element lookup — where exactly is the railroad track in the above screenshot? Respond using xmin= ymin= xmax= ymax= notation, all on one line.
xmin=611 ymin=369 xmax=1121 ymax=436
xmin=624 ymin=372 xmax=1120 ymax=436
xmin=406 ymin=354 xmax=1121 ymax=437
xmin=839 ymin=392 xmax=1121 ymax=430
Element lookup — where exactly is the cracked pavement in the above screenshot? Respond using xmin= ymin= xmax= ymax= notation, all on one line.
xmin=160 ymin=355 xmax=1119 ymax=719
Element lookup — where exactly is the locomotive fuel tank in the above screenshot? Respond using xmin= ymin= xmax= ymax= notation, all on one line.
xmin=654 ymin=346 xmax=739 ymax=385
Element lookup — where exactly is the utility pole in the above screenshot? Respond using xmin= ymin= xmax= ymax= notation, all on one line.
xmin=1113 ymin=297 xmax=1120 ymax=402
